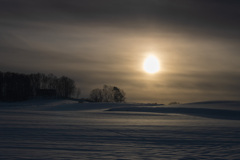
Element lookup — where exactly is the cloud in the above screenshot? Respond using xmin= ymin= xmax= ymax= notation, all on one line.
xmin=1 ymin=0 xmax=240 ymax=103
xmin=1 ymin=0 xmax=240 ymax=37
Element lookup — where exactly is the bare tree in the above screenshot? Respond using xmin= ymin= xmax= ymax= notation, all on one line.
xmin=89 ymin=85 xmax=125 ymax=102
xmin=90 ymin=88 xmax=103 ymax=102
xmin=113 ymin=86 xmax=125 ymax=102
xmin=57 ymin=76 xmax=76 ymax=98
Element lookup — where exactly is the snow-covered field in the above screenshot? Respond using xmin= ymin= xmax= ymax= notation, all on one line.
xmin=0 ymin=100 xmax=239 ymax=160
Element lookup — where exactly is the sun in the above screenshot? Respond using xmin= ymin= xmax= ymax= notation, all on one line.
xmin=143 ymin=55 xmax=160 ymax=74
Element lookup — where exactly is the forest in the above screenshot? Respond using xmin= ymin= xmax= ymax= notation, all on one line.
xmin=0 ymin=71 xmax=76 ymax=102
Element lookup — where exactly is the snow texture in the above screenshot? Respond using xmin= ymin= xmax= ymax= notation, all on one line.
xmin=0 ymin=100 xmax=239 ymax=160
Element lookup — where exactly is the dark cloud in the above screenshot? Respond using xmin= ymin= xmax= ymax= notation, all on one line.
xmin=1 ymin=0 xmax=240 ymax=36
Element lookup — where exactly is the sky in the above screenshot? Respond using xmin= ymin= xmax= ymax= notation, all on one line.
xmin=1 ymin=0 xmax=240 ymax=103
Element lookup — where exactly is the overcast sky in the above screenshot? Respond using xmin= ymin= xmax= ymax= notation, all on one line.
xmin=1 ymin=0 xmax=240 ymax=103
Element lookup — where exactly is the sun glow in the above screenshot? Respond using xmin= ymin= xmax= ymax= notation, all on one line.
xmin=143 ymin=55 xmax=160 ymax=74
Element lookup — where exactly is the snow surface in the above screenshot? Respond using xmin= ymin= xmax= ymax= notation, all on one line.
xmin=0 ymin=99 xmax=239 ymax=160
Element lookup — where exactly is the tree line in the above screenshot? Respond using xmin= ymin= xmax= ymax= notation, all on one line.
xmin=0 ymin=71 xmax=126 ymax=103
xmin=0 ymin=71 xmax=76 ymax=102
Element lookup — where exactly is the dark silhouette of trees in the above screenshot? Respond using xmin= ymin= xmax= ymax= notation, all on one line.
xmin=1 ymin=72 xmax=31 ymax=101
xmin=90 ymin=88 xmax=103 ymax=102
xmin=0 ymin=71 xmax=76 ymax=102
xmin=90 ymin=85 xmax=125 ymax=102
xmin=57 ymin=76 xmax=75 ymax=98
xmin=113 ymin=86 xmax=125 ymax=102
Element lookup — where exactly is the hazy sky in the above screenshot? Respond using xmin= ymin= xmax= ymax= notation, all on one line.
xmin=1 ymin=0 xmax=240 ymax=103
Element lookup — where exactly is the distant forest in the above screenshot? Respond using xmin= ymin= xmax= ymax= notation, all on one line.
xmin=0 ymin=71 xmax=76 ymax=102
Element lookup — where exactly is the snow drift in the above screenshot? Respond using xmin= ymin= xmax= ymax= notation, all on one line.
xmin=107 ymin=101 xmax=240 ymax=120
